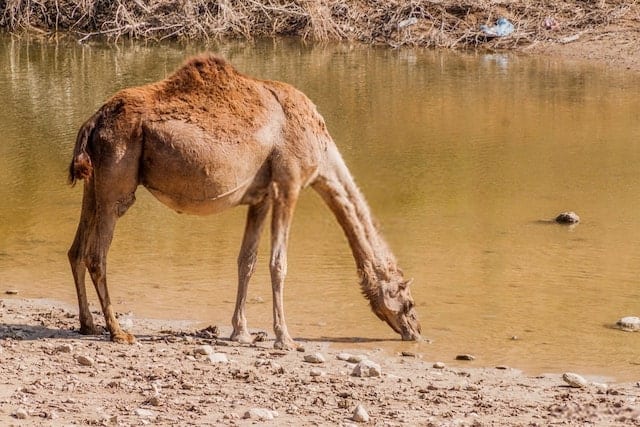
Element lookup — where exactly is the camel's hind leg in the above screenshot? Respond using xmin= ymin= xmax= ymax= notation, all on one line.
xmin=231 ymin=198 xmax=271 ymax=343
xmin=68 ymin=185 xmax=100 ymax=335
xmin=68 ymin=181 xmax=137 ymax=343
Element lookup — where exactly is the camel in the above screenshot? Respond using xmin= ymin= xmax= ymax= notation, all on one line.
xmin=68 ymin=54 xmax=421 ymax=349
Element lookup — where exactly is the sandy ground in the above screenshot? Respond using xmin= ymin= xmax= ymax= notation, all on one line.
xmin=1 ymin=298 xmax=639 ymax=426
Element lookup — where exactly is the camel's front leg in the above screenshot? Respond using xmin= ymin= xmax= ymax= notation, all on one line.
xmin=269 ymin=184 xmax=300 ymax=350
xmin=231 ymin=199 xmax=271 ymax=343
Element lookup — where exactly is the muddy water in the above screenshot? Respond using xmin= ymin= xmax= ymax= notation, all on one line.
xmin=1 ymin=36 xmax=640 ymax=381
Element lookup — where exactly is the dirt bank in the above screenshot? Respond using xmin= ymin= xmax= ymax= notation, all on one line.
xmin=1 ymin=1 xmax=640 ymax=70
xmin=1 ymin=298 xmax=639 ymax=426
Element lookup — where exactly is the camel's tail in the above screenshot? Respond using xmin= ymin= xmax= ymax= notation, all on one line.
xmin=68 ymin=109 xmax=102 ymax=186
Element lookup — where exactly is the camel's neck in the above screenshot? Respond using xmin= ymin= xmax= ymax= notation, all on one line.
xmin=313 ymin=147 xmax=401 ymax=299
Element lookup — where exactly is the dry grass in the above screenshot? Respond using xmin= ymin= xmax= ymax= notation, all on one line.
xmin=0 ymin=0 xmax=638 ymax=48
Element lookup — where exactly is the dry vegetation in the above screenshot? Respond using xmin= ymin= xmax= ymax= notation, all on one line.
xmin=0 ymin=0 xmax=638 ymax=49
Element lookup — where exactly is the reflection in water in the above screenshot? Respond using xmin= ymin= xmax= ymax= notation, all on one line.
xmin=1 ymin=35 xmax=640 ymax=380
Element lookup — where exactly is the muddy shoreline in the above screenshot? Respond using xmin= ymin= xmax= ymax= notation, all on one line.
xmin=1 ymin=298 xmax=639 ymax=425
xmin=1 ymin=1 xmax=640 ymax=71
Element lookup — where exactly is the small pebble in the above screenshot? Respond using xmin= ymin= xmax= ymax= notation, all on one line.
xmin=562 ymin=372 xmax=588 ymax=388
xmin=243 ymin=408 xmax=277 ymax=420
xmin=347 ymin=354 xmax=366 ymax=363
xmin=76 ymin=355 xmax=94 ymax=367
xmin=310 ymin=368 xmax=325 ymax=377
xmin=304 ymin=353 xmax=325 ymax=364
xmin=352 ymin=404 xmax=370 ymax=423
xmin=456 ymin=354 xmax=475 ymax=361
xmin=13 ymin=408 xmax=28 ymax=419
xmin=592 ymin=382 xmax=608 ymax=394
xmin=555 ymin=211 xmax=580 ymax=224
xmin=352 ymin=360 xmax=381 ymax=377
xmin=401 ymin=351 xmax=416 ymax=358
xmin=56 ymin=344 xmax=73 ymax=353
xmin=616 ymin=316 xmax=640 ymax=332
xmin=147 ymin=396 xmax=161 ymax=406
xmin=135 ymin=408 xmax=155 ymax=418
xmin=495 ymin=365 xmax=509 ymax=370
xmin=194 ymin=345 xmax=214 ymax=355
xmin=207 ymin=352 xmax=229 ymax=363
xmin=433 ymin=362 xmax=446 ymax=369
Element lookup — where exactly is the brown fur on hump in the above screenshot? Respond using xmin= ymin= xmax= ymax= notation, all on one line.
xmin=146 ymin=54 xmax=267 ymax=135
xmin=158 ymin=54 xmax=236 ymax=98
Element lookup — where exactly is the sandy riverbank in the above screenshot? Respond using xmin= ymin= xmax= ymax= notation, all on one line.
xmin=1 ymin=298 xmax=638 ymax=426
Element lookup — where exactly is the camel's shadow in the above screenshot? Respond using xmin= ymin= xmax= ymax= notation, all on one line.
xmin=296 ymin=336 xmax=401 ymax=344
xmin=0 ymin=323 xmax=102 ymax=341
xmin=0 ymin=323 xmax=403 ymax=345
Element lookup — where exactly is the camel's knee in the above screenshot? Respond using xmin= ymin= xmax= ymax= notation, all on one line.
xmin=67 ymin=245 xmax=80 ymax=265
xmin=269 ymin=252 xmax=287 ymax=281
xmin=115 ymin=192 xmax=136 ymax=217
xmin=238 ymin=252 xmax=258 ymax=276
xmin=85 ymin=254 xmax=104 ymax=277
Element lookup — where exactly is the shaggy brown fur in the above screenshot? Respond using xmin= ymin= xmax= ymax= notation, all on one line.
xmin=68 ymin=54 xmax=421 ymax=348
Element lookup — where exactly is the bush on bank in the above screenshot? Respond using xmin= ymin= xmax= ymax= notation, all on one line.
xmin=0 ymin=0 xmax=635 ymax=48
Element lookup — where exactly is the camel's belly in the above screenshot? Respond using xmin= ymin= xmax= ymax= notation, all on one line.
xmin=141 ymin=120 xmax=273 ymax=215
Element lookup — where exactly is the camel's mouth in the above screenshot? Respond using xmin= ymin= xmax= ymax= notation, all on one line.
xmin=400 ymin=312 xmax=422 ymax=341
xmin=401 ymin=328 xmax=422 ymax=341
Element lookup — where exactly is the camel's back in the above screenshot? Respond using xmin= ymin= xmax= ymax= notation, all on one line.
xmin=132 ymin=56 xmax=285 ymax=215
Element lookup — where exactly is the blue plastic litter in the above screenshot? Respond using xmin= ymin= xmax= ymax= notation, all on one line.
xmin=480 ymin=18 xmax=514 ymax=37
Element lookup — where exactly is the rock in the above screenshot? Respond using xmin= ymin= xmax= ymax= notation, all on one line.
xmin=562 ymin=372 xmax=588 ymax=388
xmin=337 ymin=352 xmax=352 ymax=361
xmin=304 ymin=353 xmax=325 ymax=364
xmin=555 ymin=211 xmax=580 ymax=224
xmin=207 ymin=352 xmax=229 ymax=363
xmin=76 ymin=355 xmax=94 ymax=367
xmin=5 ymin=290 xmax=19 ymax=295
xmin=456 ymin=354 xmax=476 ymax=361
xmin=243 ymin=408 xmax=277 ymax=421
xmin=616 ymin=316 xmax=640 ymax=332
xmin=347 ymin=354 xmax=366 ymax=363
xmin=147 ymin=396 xmax=162 ymax=406
xmin=310 ymin=368 xmax=325 ymax=377
xmin=592 ymin=382 xmax=608 ymax=394
xmin=433 ymin=362 xmax=446 ymax=369
xmin=56 ymin=344 xmax=73 ymax=353
xmin=352 ymin=360 xmax=381 ymax=377
xmin=352 ymin=404 xmax=370 ymax=423
xmin=135 ymin=408 xmax=155 ymax=418
xmin=194 ymin=345 xmax=214 ymax=355
xmin=401 ymin=351 xmax=416 ymax=357
xmin=13 ymin=408 xmax=28 ymax=419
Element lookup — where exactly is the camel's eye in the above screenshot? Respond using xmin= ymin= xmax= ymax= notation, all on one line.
xmin=404 ymin=300 xmax=414 ymax=312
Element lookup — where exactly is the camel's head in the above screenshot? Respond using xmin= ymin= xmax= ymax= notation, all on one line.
xmin=373 ymin=278 xmax=421 ymax=341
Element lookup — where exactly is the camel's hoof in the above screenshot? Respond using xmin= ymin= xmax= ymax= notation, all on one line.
xmin=230 ymin=331 xmax=253 ymax=344
xmin=274 ymin=338 xmax=299 ymax=351
xmin=111 ymin=332 xmax=136 ymax=344
xmin=79 ymin=324 xmax=102 ymax=336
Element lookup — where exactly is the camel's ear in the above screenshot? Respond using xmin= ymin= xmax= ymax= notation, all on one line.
xmin=399 ymin=278 xmax=414 ymax=289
